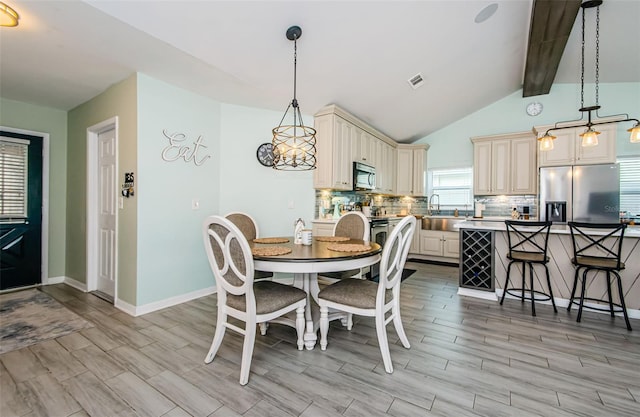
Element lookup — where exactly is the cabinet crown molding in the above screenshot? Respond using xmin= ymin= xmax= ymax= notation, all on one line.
xmin=314 ymin=104 xmax=397 ymax=147
xmin=471 ymin=131 xmax=535 ymax=143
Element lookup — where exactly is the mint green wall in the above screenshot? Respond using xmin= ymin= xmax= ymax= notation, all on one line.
xmin=0 ymin=98 xmax=68 ymax=278
xmin=419 ymin=82 xmax=640 ymax=169
xmin=136 ymin=74 xmax=221 ymax=306
xmin=219 ymin=104 xmax=316 ymax=236
xmin=67 ymin=75 xmax=138 ymax=305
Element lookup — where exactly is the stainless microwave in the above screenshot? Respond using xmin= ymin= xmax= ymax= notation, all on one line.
xmin=353 ymin=162 xmax=376 ymax=191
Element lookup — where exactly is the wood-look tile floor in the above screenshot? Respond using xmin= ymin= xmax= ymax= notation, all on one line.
xmin=2 ymin=262 xmax=639 ymax=417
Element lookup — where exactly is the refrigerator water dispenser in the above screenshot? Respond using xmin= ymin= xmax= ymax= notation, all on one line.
xmin=545 ymin=201 xmax=567 ymax=223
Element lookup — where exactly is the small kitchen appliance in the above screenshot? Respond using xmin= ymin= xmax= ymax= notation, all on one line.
xmin=353 ymin=162 xmax=376 ymax=191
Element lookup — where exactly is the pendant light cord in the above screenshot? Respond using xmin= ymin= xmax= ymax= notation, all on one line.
xmin=580 ymin=6 xmax=585 ymax=110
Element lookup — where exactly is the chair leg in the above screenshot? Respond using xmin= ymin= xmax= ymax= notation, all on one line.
xmin=577 ymin=269 xmax=588 ymax=323
xmin=521 ymin=262 xmax=526 ymax=303
xmin=606 ymin=271 xmax=615 ymax=317
xmin=614 ymin=272 xmax=632 ymax=331
xmin=347 ymin=313 xmax=353 ymax=331
xmin=567 ymin=267 xmax=581 ymax=312
xmin=392 ymin=300 xmax=410 ymax=349
xmin=259 ymin=322 xmax=269 ymax=336
xmin=295 ymin=306 xmax=305 ymax=350
xmin=500 ymin=262 xmax=513 ymax=305
xmin=239 ymin=320 xmax=256 ymax=386
xmin=319 ymin=305 xmax=329 ymax=351
xmin=375 ymin=310 xmax=393 ymax=373
xmin=545 ymin=265 xmax=557 ymax=313
xmin=204 ymin=310 xmax=226 ymax=364
xmin=529 ymin=263 xmax=536 ymax=317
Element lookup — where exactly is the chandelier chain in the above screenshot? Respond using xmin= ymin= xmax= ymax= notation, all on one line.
xmin=595 ymin=5 xmax=600 ymax=107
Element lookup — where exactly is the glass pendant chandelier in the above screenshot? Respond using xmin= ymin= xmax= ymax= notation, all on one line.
xmin=271 ymin=26 xmax=317 ymax=171
xmin=539 ymin=0 xmax=639 ymax=151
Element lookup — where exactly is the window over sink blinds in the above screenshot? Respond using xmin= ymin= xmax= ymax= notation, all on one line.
xmin=428 ymin=167 xmax=473 ymax=207
xmin=618 ymin=157 xmax=640 ymax=216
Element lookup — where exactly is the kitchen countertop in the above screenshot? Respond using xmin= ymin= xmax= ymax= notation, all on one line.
xmin=455 ymin=219 xmax=640 ymax=238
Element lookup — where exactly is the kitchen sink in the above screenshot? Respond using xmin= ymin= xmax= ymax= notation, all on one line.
xmin=421 ymin=217 xmax=465 ymax=231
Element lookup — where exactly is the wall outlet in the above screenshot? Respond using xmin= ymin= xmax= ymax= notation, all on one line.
xmin=192 ymin=199 xmax=200 ymax=210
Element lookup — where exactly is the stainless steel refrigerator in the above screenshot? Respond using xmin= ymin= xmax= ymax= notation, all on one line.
xmin=539 ymin=164 xmax=620 ymax=223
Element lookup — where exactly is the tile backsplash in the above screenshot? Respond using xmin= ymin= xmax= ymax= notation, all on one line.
xmin=315 ymin=191 xmax=538 ymax=219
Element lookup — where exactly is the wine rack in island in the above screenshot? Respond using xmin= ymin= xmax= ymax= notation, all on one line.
xmin=459 ymin=229 xmax=495 ymax=291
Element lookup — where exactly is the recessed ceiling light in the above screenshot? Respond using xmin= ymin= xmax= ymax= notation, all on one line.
xmin=475 ymin=3 xmax=499 ymax=24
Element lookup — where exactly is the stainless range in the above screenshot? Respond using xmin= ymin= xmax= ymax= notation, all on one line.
xmin=369 ymin=217 xmax=388 ymax=279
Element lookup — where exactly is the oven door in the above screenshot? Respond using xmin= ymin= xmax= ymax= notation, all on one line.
xmin=369 ymin=221 xmax=388 ymax=279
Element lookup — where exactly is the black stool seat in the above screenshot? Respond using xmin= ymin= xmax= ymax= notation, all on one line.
xmin=568 ymin=222 xmax=631 ymax=331
xmin=501 ymin=220 xmax=557 ymax=316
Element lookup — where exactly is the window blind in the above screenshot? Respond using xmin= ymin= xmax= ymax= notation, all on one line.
xmin=618 ymin=157 xmax=640 ymax=216
xmin=0 ymin=138 xmax=29 ymax=218
xmin=428 ymin=167 xmax=473 ymax=206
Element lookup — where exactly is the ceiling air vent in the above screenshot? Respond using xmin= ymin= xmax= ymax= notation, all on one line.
xmin=407 ymin=73 xmax=424 ymax=90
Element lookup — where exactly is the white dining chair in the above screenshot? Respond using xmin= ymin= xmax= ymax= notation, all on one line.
xmin=202 ymin=215 xmax=306 ymax=385
xmin=318 ymin=211 xmax=371 ymax=330
xmin=225 ymin=212 xmax=273 ymax=281
xmin=318 ymin=215 xmax=416 ymax=373
xmin=320 ymin=211 xmax=371 ymax=282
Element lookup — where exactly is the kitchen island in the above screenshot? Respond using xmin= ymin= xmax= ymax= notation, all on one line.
xmin=456 ymin=220 xmax=640 ymax=317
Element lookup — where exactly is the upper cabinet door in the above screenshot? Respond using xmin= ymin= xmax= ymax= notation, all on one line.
xmin=510 ymin=136 xmax=536 ymax=194
xmin=491 ymin=139 xmax=510 ymax=195
xmin=473 ymin=141 xmax=492 ymax=195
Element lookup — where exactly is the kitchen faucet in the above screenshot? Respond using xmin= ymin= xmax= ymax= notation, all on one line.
xmin=428 ymin=194 xmax=440 ymax=215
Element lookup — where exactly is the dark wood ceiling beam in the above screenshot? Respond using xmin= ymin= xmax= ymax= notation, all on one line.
xmin=523 ymin=0 xmax=582 ymax=97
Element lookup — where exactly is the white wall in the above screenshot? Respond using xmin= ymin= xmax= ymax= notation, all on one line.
xmin=136 ymin=74 xmax=222 ymax=306
xmin=219 ymin=103 xmax=316 ymax=237
xmin=419 ymin=82 xmax=640 ymax=169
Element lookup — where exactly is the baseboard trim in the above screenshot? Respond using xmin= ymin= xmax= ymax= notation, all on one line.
xmin=46 ymin=276 xmax=66 ymax=285
xmin=457 ymin=287 xmax=498 ymax=301
xmin=121 ymin=286 xmax=218 ymax=317
xmin=491 ymin=289 xmax=640 ymax=319
xmin=63 ymin=277 xmax=88 ymax=292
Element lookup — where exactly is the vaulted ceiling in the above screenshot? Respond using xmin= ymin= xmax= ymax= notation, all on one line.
xmin=1 ymin=1 xmax=638 ymax=142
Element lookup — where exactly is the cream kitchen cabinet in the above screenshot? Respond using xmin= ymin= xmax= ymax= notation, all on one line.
xmin=377 ymin=142 xmax=397 ymax=194
xmin=312 ymin=221 xmax=336 ymax=237
xmin=535 ymin=124 xmax=616 ymax=167
xmin=409 ymin=225 xmax=421 ymax=254
xmin=314 ymin=105 xmax=397 ymax=191
xmin=472 ymin=132 xmax=536 ymax=195
xmin=396 ymin=145 xmax=428 ymax=196
xmin=313 ymin=113 xmax=354 ymax=190
xmin=420 ymin=230 xmax=459 ymax=259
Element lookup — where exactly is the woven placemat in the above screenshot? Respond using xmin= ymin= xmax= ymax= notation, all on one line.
xmin=315 ymin=236 xmax=350 ymax=242
xmin=251 ymin=246 xmax=292 ymax=256
xmin=327 ymin=243 xmax=372 ymax=252
xmin=253 ymin=237 xmax=289 ymax=244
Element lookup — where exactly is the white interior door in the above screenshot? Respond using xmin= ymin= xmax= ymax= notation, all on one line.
xmin=97 ymin=128 xmax=116 ymax=297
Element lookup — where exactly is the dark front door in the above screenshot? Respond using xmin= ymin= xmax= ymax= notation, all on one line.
xmin=0 ymin=131 xmax=43 ymax=290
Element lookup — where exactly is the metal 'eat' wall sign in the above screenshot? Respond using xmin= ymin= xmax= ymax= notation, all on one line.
xmin=161 ymin=129 xmax=211 ymax=166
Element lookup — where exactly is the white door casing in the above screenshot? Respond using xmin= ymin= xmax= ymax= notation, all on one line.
xmin=87 ymin=117 xmax=118 ymax=299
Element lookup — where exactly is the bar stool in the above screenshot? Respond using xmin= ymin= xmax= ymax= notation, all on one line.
xmin=567 ymin=222 xmax=631 ymax=331
xmin=500 ymin=220 xmax=557 ymax=316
